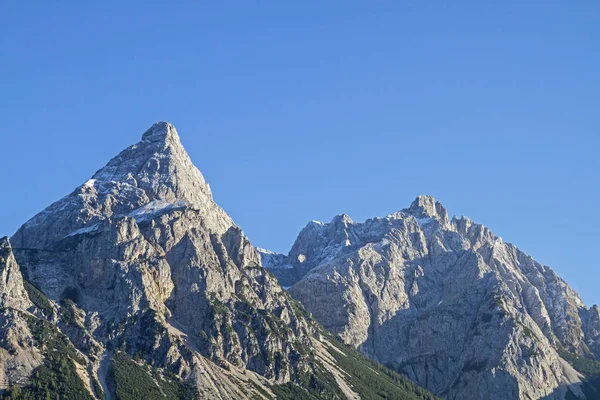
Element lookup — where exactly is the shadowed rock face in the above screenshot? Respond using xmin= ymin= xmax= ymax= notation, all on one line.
xmin=261 ymin=195 xmax=599 ymax=399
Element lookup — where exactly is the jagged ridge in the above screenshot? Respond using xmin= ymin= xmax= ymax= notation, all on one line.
xmin=261 ymin=195 xmax=600 ymax=399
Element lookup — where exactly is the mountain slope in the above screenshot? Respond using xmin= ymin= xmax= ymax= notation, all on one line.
xmin=1 ymin=122 xmax=435 ymax=399
xmin=261 ymin=195 xmax=600 ymax=399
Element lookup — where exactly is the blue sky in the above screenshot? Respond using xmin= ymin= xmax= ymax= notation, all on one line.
xmin=1 ymin=2 xmax=599 ymax=305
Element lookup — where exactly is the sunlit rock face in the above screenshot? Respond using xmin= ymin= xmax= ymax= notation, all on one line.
xmin=0 ymin=237 xmax=42 ymax=391
xmin=262 ymin=195 xmax=598 ymax=399
xmin=7 ymin=122 xmax=322 ymax=398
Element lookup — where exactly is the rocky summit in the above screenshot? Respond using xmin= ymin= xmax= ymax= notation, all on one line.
xmin=261 ymin=195 xmax=600 ymax=399
xmin=0 ymin=122 xmax=436 ymax=400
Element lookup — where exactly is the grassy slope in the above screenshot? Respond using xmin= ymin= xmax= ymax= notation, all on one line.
xmin=2 ymin=314 xmax=93 ymax=400
xmin=325 ymin=338 xmax=438 ymax=400
xmin=111 ymin=351 xmax=196 ymax=400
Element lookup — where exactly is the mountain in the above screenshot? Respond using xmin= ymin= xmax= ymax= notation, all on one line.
xmin=0 ymin=122 xmax=436 ymax=399
xmin=260 ymin=195 xmax=600 ymax=400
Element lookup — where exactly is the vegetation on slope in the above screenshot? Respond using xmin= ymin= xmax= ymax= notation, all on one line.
xmin=269 ymin=336 xmax=438 ymax=400
xmin=326 ymin=338 xmax=438 ymax=400
xmin=6 ymin=259 xmax=436 ymax=400
xmin=22 ymin=279 xmax=54 ymax=317
xmin=265 ymin=290 xmax=438 ymax=400
xmin=111 ymin=351 xmax=196 ymax=400
xmin=2 ymin=315 xmax=92 ymax=400
xmin=271 ymin=362 xmax=346 ymax=399
xmin=558 ymin=347 xmax=600 ymax=400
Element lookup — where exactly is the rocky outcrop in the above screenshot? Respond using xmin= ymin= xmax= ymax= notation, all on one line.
xmin=0 ymin=237 xmax=41 ymax=391
xmin=0 ymin=238 xmax=32 ymax=311
xmin=263 ymin=195 xmax=599 ymax=399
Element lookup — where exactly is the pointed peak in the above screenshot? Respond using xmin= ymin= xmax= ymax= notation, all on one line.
xmin=408 ymin=195 xmax=440 ymax=216
xmin=141 ymin=121 xmax=180 ymax=144
xmin=90 ymin=121 xmax=227 ymax=216
xmin=331 ymin=214 xmax=353 ymax=225
xmin=90 ymin=121 xmax=192 ymax=189
xmin=0 ymin=237 xmax=33 ymax=311
xmin=406 ymin=195 xmax=450 ymax=227
xmin=301 ymin=220 xmax=327 ymax=233
xmin=411 ymin=195 xmax=436 ymax=206
xmin=12 ymin=122 xmax=234 ymax=251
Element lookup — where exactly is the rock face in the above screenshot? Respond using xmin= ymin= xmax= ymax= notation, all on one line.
xmin=262 ymin=195 xmax=600 ymax=399
xmin=0 ymin=237 xmax=41 ymax=391
xmin=0 ymin=238 xmax=32 ymax=311
xmin=3 ymin=122 xmax=436 ymax=400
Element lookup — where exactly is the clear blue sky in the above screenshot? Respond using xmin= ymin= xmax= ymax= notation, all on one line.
xmin=1 ymin=2 xmax=599 ymax=305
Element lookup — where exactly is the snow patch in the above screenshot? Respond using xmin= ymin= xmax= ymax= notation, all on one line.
xmin=83 ymin=179 xmax=96 ymax=188
xmin=65 ymin=223 xmax=100 ymax=238
xmin=128 ymin=199 xmax=187 ymax=222
xmin=257 ymin=248 xmax=290 ymax=269
xmin=257 ymin=248 xmax=278 ymax=255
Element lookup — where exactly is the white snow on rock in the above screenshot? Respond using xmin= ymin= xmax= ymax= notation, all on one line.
xmin=65 ymin=223 xmax=100 ymax=238
xmin=257 ymin=248 xmax=291 ymax=269
xmin=128 ymin=199 xmax=187 ymax=222
xmin=256 ymin=248 xmax=278 ymax=255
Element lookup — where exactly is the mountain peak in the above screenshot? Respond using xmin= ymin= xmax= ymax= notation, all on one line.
xmin=13 ymin=123 xmax=234 ymax=250
xmin=92 ymin=121 xmax=188 ymax=184
xmin=90 ymin=121 xmax=216 ymax=210
xmin=331 ymin=213 xmax=353 ymax=225
xmin=406 ymin=195 xmax=450 ymax=227
xmin=142 ymin=121 xmax=179 ymax=144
